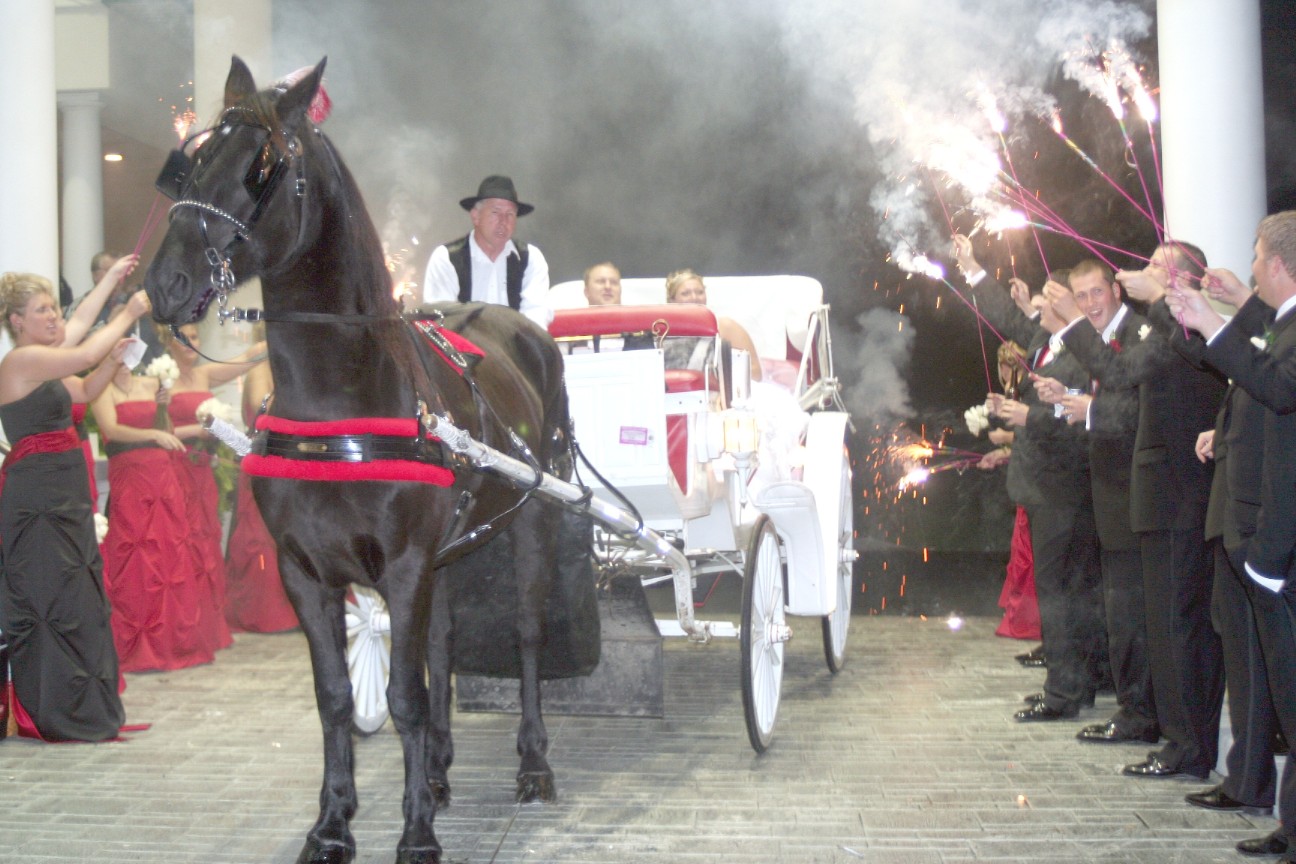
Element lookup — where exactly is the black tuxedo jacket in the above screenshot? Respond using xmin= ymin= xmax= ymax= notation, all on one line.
xmin=1166 ymin=299 xmax=1271 ymax=549
xmin=1062 ymin=308 xmax=1146 ymax=550
xmin=969 ymin=277 xmax=1090 ymax=510
xmin=1204 ymin=295 xmax=1296 ymax=578
xmin=1065 ymin=300 xmax=1226 ymax=533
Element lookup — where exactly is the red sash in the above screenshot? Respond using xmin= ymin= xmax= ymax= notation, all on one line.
xmin=0 ymin=426 xmax=79 ymax=502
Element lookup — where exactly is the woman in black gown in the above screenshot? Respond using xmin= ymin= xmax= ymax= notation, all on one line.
xmin=0 ymin=271 xmax=149 ymax=742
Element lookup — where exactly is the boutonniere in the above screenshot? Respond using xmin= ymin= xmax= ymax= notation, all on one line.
xmin=1252 ymin=336 xmax=1268 ymax=351
xmin=1138 ymin=324 xmax=1151 ymax=341
xmin=1109 ymin=338 xmax=1123 ymax=353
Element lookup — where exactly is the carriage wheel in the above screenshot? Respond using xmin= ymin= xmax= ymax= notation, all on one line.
xmin=821 ymin=445 xmax=854 ymax=673
xmin=740 ymin=515 xmax=787 ymax=753
xmin=346 ymin=585 xmax=391 ymax=736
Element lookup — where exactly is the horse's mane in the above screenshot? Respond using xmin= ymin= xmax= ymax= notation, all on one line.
xmin=233 ymin=88 xmax=423 ymax=391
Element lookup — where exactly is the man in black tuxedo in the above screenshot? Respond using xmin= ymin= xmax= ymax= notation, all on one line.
xmin=1035 ymin=261 xmax=1159 ymax=744
xmin=1048 ymin=245 xmax=1227 ymax=777
xmin=1169 ymin=211 xmax=1296 ymax=860
xmin=952 ymin=235 xmax=1105 ymax=720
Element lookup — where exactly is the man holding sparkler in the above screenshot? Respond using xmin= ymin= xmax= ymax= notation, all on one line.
xmin=952 ymin=234 xmax=1105 ymax=722
xmin=1167 ymin=212 xmax=1296 ymax=859
xmin=1043 ymin=246 xmax=1226 ymax=777
xmin=422 ymin=175 xmax=552 ymax=329
xmin=1034 ymin=261 xmax=1159 ymax=746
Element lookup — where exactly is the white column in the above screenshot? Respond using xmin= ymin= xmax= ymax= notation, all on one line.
xmin=0 ymin=0 xmax=59 ymax=280
xmin=59 ymin=91 xmax=106 ymax=299
xmin=192 ymin=0 xmax=272 ymax=403
xmin=1158 ymin=0 xmax=1267 ymax=277
xmin=0 ymin=0 xmax=58 ymax=377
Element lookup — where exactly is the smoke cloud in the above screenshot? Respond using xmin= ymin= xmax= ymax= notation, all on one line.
xmin=103 ymin=0 xmax=1159 ymax=429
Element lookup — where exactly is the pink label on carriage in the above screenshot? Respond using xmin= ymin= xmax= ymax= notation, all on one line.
xmin=619 ymin=426 xmax=650 ymax=446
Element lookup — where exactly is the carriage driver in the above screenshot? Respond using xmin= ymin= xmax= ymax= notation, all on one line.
xmin=422 ymin=175 xmax=553 ymax=329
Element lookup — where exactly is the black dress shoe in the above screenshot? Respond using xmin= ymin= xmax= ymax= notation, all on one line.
xmin=1024 ymin=691 xmax=1095 ymax=708
xmin=1014 ymin=702 xmax=1078 ymax=722
xmin=1185 ymin=785 xmax=1272 ymax=816
xmin=1237 ymin=830 xmax=1290 ymax=856
xmin=1076 ymin=721 xmax=1160 ymax=743
xmin=1016 ymin=647 xmax=1047 ymax=668
xmin=1122 ymin=753 xmax=1183 ymax=778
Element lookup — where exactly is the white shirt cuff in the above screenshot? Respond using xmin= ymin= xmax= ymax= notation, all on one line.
xmin=964 ymin=269 xmax=985 ymax=287
xmin=1245 ymin=561 xmax=1285 ymax=594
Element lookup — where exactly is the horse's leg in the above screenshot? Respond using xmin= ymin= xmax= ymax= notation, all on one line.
xmin=511 ymin=503 xmax=558 ymax=803
xmin=281 ymin=556 xmax=358 ymax=864
xmin=382 ymin=564 xmax=443 ymax=864
xmin=424 ymin=571 xmax=454 ymax=809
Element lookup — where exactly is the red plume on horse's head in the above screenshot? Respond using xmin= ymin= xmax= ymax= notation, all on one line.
xmin=273 ymin=58 xmax=329 ymax=135
xmin=277 ymin=62 xmax=332 ymax=125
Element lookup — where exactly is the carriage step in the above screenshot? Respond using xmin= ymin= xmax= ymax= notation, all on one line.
xmin=456 ymin=573 xmax=665 ymax=718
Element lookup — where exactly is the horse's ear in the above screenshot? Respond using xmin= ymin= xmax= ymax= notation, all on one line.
xmin=276 ymin=57 xmax=328 ymax=136
xmin=225 ymin=56 xmax=257 ymax=109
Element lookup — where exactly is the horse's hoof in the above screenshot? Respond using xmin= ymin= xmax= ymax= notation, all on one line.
xmin=431 ymin=779 xmax=452 ymax=810
xmin=396 ymin=847 xmax=441 ymax=864
xmin=295 ymin=840 xmax=355 ymax=864
xmin=516 ymin=771 xmax=556 ymax=803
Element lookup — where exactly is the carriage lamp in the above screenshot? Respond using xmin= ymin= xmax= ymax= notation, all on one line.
xmin=722 ymin=410 xmax=760 ymax=460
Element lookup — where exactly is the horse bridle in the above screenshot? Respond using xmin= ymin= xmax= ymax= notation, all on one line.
xmin=162 ymin=106 xmax=308 ymax=327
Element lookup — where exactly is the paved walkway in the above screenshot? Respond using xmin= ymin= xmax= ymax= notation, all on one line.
xmin=0 ymin=613 xmax=1276 ymax=864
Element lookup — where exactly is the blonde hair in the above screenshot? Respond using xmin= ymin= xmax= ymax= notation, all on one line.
xmin=665 ymin=268 xmax=703 ymax=303
xmin=0 ymin=272 xmax=56 ymax=339
xmin=997 ymin=340 xmax=1025 ymax=365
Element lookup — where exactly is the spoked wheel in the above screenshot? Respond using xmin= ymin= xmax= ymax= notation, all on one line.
xmin=822 ymin=446 xmax=854 ymax=673
xmin=740 ymin=515 xmax=788 ymax=753
xmin=345 ymin=585 xmax=391 ymax=736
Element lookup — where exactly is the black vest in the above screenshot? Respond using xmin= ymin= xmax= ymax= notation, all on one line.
xmin=445 ymin=234 xmax=529 ymax=310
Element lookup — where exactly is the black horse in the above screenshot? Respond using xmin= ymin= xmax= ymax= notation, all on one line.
xmin=145 ymin=57 xmax=573 ymax=864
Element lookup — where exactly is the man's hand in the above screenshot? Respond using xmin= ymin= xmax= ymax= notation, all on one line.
xmin=1042 ymin=280 xmax=1083 ymax=325
xmin=1195 ymin=429 xmax=1215 ymax=463
xmin=1201 ymin=267 xmax=1252 ymax=308
xmin=995 ymin=398 xmax=1029 ymax=427
xmin=1166 ymin=282 xmax=1226 ymax=339
xmin=1033 ymin=375 xmax=1065 ymax=405
xmin=1008 ymin=277 xmax=1034 ymax=316
xmin=978 ymin=447 xmax=1011 ymax=470
xmin=988 ymin=428 xmax=1014 ymax=446
xmin=1060 ymin=392 xmax=1092 ymax=426
xmin=1116 ymin=267 xmax=1166 ymax=304
xmin=951 ymin=234 xmax=979 ymax=277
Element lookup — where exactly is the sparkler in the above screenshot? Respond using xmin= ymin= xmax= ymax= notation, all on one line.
xmin=981 ymin=89 xmax=1050 ymax=275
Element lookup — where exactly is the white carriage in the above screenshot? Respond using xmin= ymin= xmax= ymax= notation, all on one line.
xmin=345 ymin=275 xmax=855 ymax=753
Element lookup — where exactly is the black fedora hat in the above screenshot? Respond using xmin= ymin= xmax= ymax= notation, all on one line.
xmin=459 ymin=175 xmax=534 ymax=216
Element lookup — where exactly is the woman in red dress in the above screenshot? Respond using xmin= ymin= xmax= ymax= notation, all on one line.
xmin=157 ymin=324 xmax=265 ymax=656
xmin=982 ymin=341 xmax=1041 ymax=642
xmin=223 ymin=358 xmax=297 ymax=632
xmin=93 ymin=366 xmax=211 ymax=671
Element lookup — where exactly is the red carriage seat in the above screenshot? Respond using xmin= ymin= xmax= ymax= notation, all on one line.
xmin=551 ymin=305 xmax=718 ymax=493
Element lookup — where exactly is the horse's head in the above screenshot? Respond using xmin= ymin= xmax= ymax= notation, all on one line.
xmin=145 ymin=56 xmax=327 ymax=325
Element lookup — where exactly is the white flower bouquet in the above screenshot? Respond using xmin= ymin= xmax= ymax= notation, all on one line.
xmin=195 ymin=397 xmax=238 ymax=426
xmin=94 ymin=512 xmax=109 ymax=544
xmin=144 ymin=355 xmax=180 ymax=389
xmin=964 ymin=403 xmax=990 ymax=436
